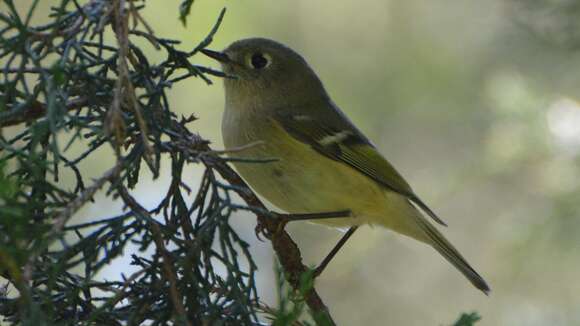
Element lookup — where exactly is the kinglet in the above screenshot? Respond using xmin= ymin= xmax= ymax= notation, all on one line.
xmin=202 ymin=38 xmax=490 ymax=294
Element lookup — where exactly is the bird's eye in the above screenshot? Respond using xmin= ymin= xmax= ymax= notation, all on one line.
xmin=250 ymin=52 xmax=269 ymax=69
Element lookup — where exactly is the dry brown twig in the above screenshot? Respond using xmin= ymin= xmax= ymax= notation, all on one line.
xmin=111 ymin=0 xmax=155 ymax=169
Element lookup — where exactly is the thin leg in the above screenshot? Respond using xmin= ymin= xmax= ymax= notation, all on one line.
xmin=276 ymin=210 xmax=352 ymax=222
xmin=314 ymin=226 xmax=359 ymax=277
xmin=254 ymin=210 xmax=352 ymax=241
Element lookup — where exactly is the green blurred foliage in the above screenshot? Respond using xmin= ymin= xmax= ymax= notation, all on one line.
xmin=452 ymin=312 xmax=481 ymax=326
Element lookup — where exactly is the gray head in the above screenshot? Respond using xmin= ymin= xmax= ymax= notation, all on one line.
xmin=202 ymin=38 xmax=329 ymax=108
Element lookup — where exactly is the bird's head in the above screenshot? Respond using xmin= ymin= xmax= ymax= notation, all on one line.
xmin=202 ymin=38 xmax=327 ymax=107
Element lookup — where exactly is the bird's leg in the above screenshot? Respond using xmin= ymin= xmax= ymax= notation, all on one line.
xmin=254 ymin=211 xmax=358 ymax=277
xmin=275 ymin=210 xmax=352 ymax=222
xmin=314 ymin=226 xmax=359 ymax=277
xmin=254 ymin=210 xmax=352 ymax=240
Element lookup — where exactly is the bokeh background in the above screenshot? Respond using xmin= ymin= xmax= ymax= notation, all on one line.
xmin=6 ymin=0 xmax=580 ymax=325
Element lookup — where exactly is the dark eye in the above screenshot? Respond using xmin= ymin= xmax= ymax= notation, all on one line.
xmin=250 ymin=53 xmax=269 ymax=69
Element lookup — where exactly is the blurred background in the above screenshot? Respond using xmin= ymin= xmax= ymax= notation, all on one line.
xmin=7 ymin=0 xmax=580 ymax=325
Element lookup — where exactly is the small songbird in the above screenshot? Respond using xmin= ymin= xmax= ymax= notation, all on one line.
xmin=202 ymin=38 xmax=490 ymax=294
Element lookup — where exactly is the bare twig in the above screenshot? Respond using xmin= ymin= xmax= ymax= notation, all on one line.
xmin=208 ymin=140 xmax=265 ymax=155
xmin=112 ymin=0 xmax=155 ymax=169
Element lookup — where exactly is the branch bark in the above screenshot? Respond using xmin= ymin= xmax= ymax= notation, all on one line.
xmin=0 ymin=97 xmax=88 ymax=128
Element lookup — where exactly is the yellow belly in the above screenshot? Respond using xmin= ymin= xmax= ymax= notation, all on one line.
xmin=223 ymin=115 xmax=423 ymax=236
xmin=232 ymin=141 xmax=387 ymax=228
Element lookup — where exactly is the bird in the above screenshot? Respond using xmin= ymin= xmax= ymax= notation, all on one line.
xmin=201 ymin=37 xmax=490 ymax=294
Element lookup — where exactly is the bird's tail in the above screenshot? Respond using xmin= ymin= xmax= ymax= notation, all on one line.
xmin=411 ymin=213 xmax=491 ymax=294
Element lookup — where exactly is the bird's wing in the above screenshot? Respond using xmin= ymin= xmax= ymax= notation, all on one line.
xmin=271 ymin=111 xmax=447 ymax=226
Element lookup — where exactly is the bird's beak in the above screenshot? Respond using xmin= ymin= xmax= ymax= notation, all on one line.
xmin=200 ymin=49 xmax=232 ymax=64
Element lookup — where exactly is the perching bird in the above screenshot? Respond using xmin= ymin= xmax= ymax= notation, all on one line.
xmin=201 ymin=38 xmax=490 ymax=294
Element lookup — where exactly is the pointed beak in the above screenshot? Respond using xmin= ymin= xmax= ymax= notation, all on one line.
xmin=200 ymin=49 xmax=232 ymax=64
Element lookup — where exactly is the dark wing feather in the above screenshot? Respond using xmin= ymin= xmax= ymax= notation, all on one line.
xmin=272 ymin=111 xmax=447 ymax=226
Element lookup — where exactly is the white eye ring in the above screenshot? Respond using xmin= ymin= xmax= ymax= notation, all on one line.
xmin=248 ymin=52 xmax=272 ymax=69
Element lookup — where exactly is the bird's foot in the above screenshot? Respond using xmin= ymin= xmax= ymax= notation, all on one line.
xmin=254 ymin=219 xmax=273 ymax=241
